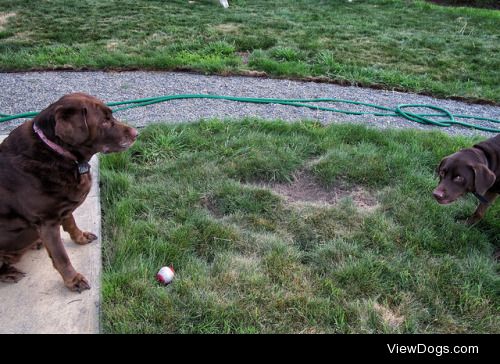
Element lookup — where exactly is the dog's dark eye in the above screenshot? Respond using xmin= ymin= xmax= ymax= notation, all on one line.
xmin=453 ymin=175 xmax=464 ymax=183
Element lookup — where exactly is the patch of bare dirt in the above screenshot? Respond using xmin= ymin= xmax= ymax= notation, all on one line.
xmin=373 ymin=302 xmax=405 ymax=329
xmin=0 ymin=12 xmax=16 ymax=31
xmin=213 ymin=23 xmax=241 ymax=33
xmin=238 ymin=70 xmax=268 ymax=77
xmin=257 ymin=171 xmax=379 ymax=212
xmin=8 ymin=31 xmax=33 ymax=41
xmin=298 ymin=327 xmax=326 ymax=334
xmin=106 ymin=40 xmax=120 ymax=51
xmin=200 ymin=195 xmax=223 ymax=218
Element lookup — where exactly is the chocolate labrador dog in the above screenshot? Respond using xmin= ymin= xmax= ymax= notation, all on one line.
xmin=433 ymin=134 xmax=500 ymax=225
xmin=0 ymin=93 xmax=137 ymax=292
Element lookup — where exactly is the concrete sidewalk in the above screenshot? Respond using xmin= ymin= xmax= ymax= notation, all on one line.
xmin=0 ymin=135 xmax=101 ymax=334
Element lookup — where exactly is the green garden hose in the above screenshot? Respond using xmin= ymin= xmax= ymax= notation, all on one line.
xmin=1 ymin=94 xmax=499 ymax=133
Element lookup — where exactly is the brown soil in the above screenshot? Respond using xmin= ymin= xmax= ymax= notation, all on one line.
xmin=373 ymin=302 xmax=405 ymax=329
xmin=200 ymin=195 xmax=224 ymax=218
xmin=257 ymin=171 xmax=378 ymax=212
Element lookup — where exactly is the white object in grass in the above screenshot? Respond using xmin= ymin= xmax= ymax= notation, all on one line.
xmin=156 ymin=266 xmax=175 ymax=285
xmin=220 ymin=0 xmax=229 ymax=8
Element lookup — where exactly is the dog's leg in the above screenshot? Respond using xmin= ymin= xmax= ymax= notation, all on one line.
xmin=39 ymin=223 xmax=90 ymax=292
xmin=466 ymin=191 xmax=498 ymax=225
xmin=62 ymin=214 xmax=97 ymax=245
xmin=0 ymin=262 xmax=26 ymax=283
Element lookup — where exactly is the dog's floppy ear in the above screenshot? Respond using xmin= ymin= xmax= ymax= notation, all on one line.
xmin=472 ymin=164 xmax=496 ymax=195
xmin=54 ymin=105 xmax=89 ymax=145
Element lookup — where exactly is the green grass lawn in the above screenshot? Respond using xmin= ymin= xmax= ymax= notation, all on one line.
xmin=0 ymin=0 xmax=498 ymax=103
xmin=100 ymin=120 xmax=500 ymax=333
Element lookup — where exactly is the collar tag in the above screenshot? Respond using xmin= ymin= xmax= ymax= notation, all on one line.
xmin=77 ymin=162 xmax=90 ymax=175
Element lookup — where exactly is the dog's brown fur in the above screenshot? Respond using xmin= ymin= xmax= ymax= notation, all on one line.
xmin=0 ymin=93 xmax=137 ymax=292
xmin=433 ymin=135 xmax=500 ymax=225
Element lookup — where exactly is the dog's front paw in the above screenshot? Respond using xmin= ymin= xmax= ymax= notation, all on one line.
xmin=74 ymin=231 xmax=98 ymax=245
xmin=65 ymin=273 xmax=90 ymax=293
xmin=0 ymin=264 xmax=26 ymax=283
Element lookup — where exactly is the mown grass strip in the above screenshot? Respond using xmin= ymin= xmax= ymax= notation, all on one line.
xmin=0 ymin=0 xmax=498 ymax=102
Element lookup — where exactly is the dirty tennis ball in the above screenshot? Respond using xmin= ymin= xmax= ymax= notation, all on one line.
xmin=156 ymin=266 xmax=175 ymax=285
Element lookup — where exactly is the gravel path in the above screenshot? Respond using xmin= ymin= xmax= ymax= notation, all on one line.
xmin=1 ymin=71 xmax=499 ymax=137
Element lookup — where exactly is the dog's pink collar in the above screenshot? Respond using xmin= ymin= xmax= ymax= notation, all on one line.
xmin=33 ymin=122 xmax=78 ymax=161
xmin=33 ymin=122 xmax=90 ymax=174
